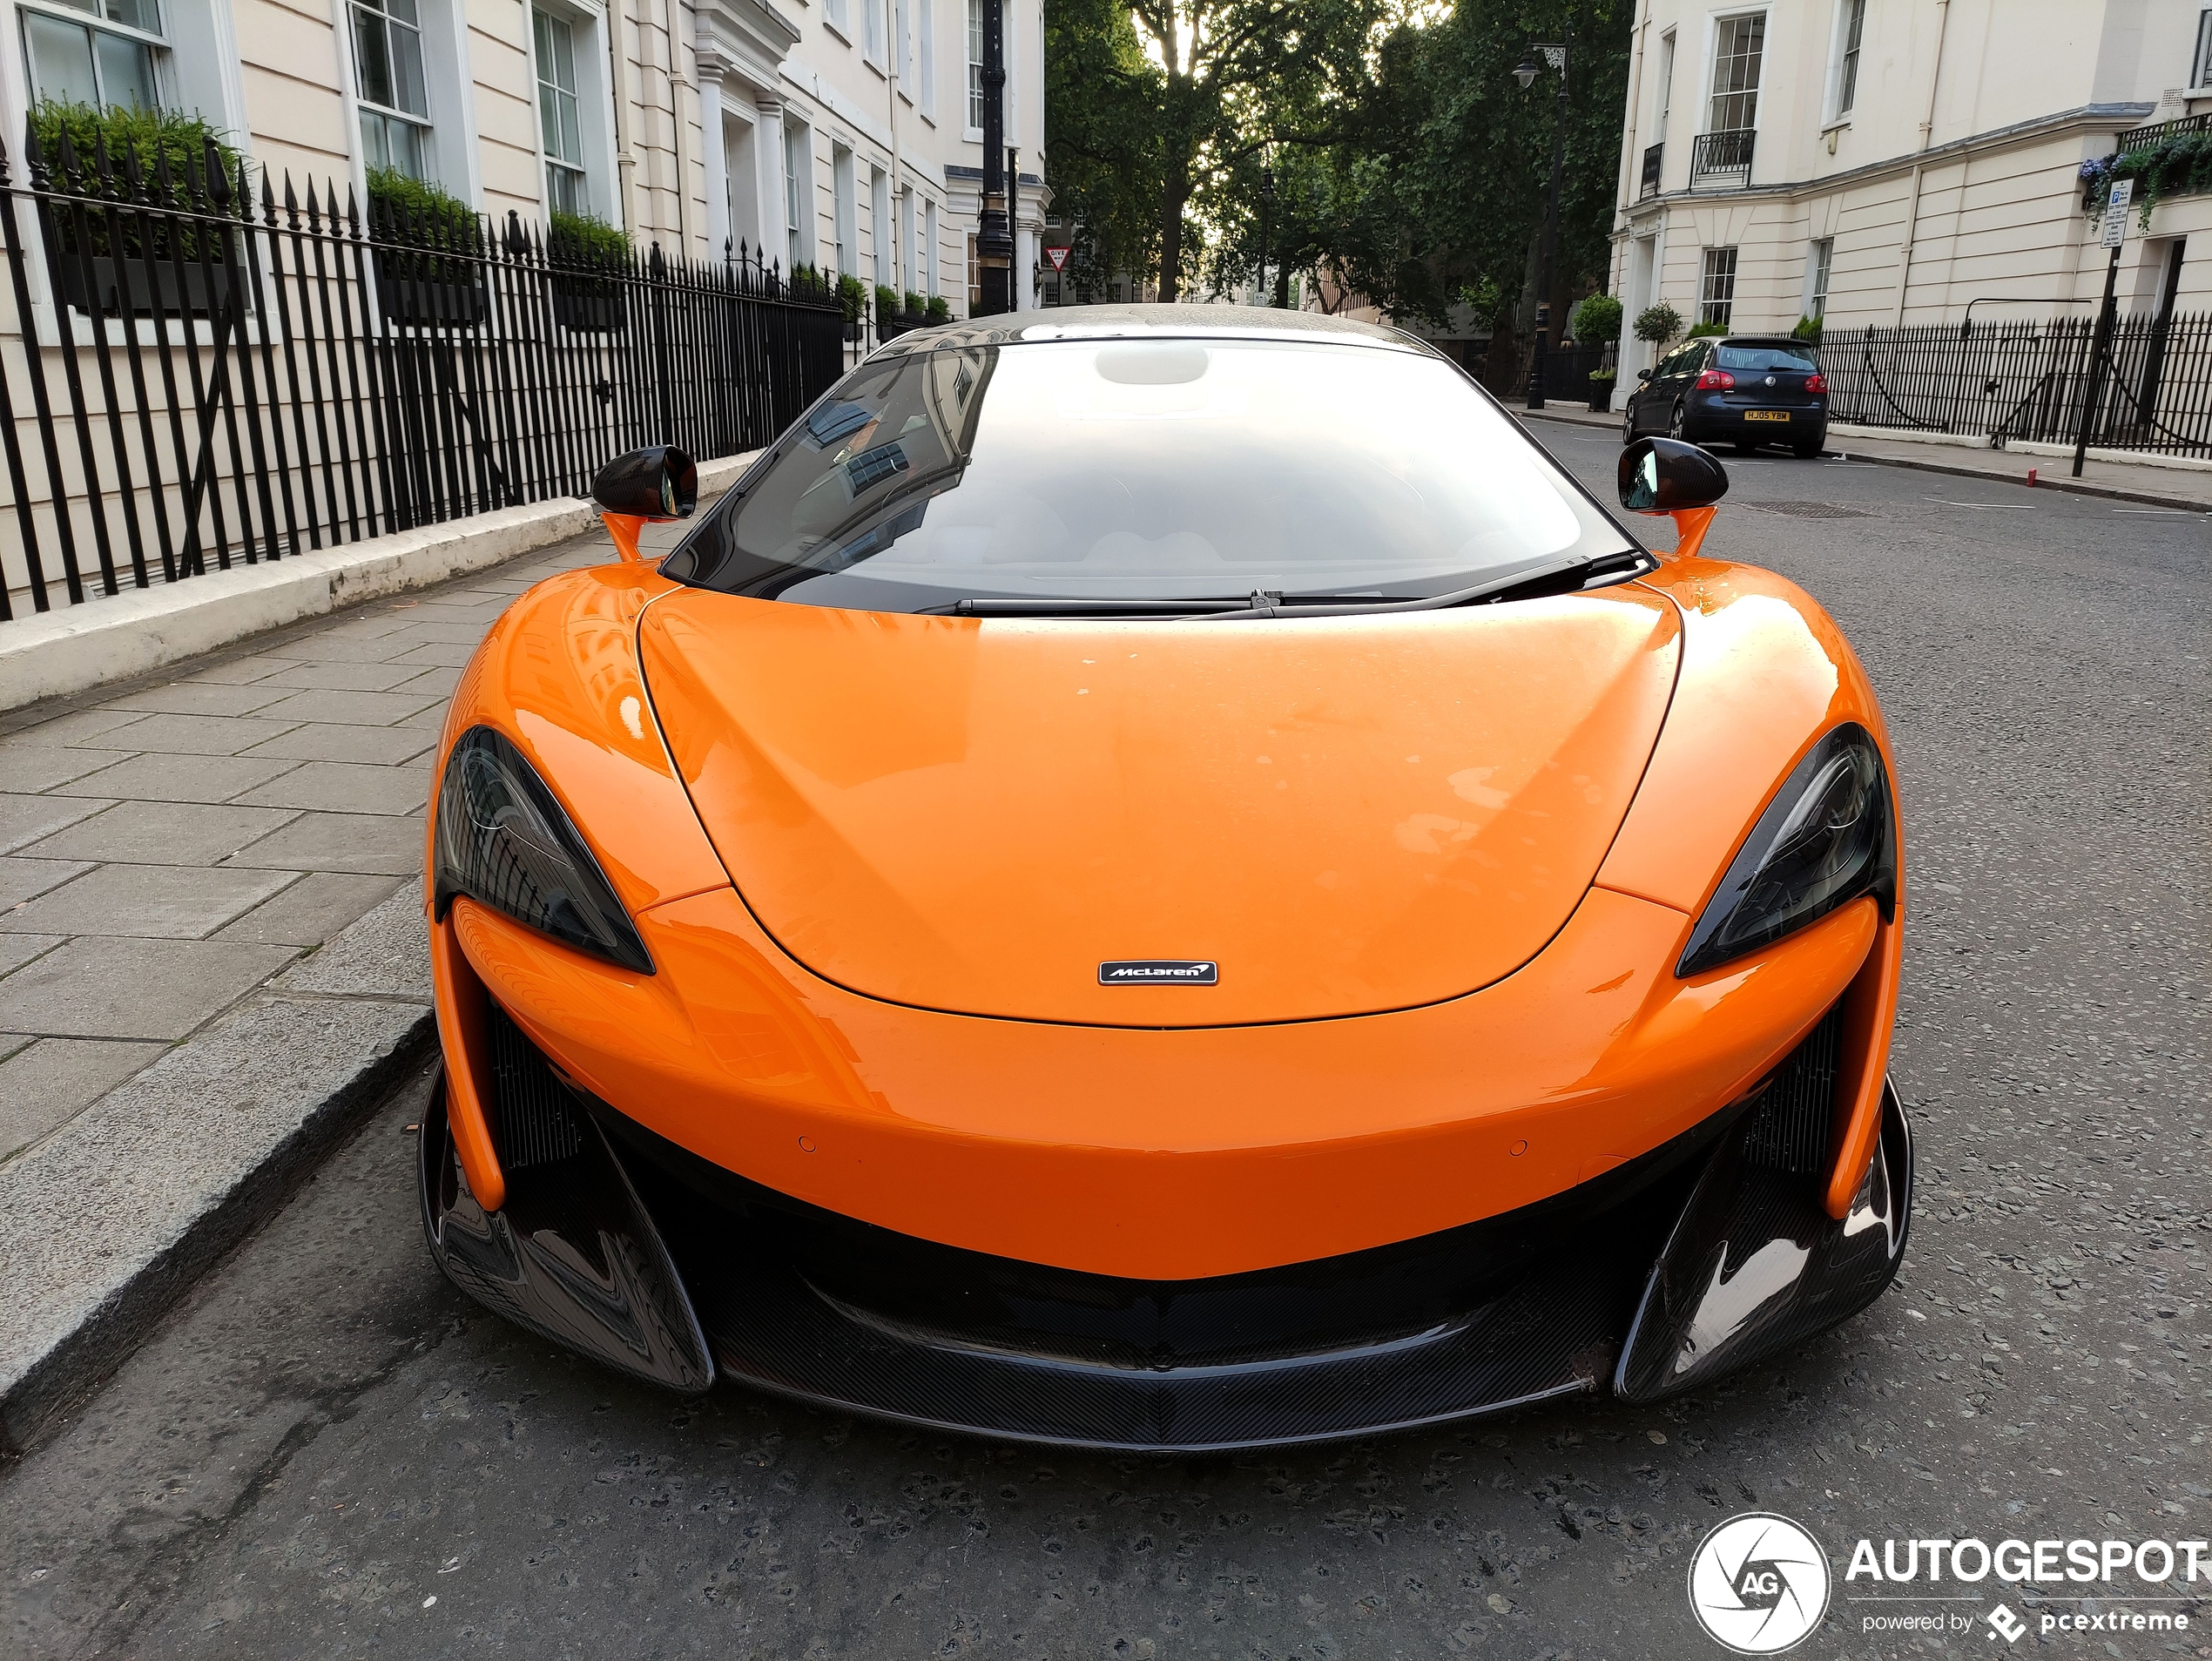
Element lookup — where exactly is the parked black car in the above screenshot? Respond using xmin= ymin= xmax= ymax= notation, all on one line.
xmin=1622 ymin=334 xmax=1827 ymax=457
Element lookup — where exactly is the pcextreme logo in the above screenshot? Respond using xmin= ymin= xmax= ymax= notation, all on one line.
xmin=1687 ymin=1513 xmax=1832 ymax=1654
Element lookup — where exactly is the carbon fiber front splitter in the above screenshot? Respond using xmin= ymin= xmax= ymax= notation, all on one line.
xmin=419 ymin=1063 xmax=1913 ymax=1450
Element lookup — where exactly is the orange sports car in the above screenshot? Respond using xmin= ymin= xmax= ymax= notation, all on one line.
xmin=419 ymin=307 xmax=1911 ymax=1449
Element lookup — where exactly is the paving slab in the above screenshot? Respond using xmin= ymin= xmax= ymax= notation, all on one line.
xmin=0 ymin=1032 xmax=29 ymax=1063
xmin=0 ymin=745 xmax=136 ymax=793
xmin=226 ymin=810 xmax=424 ymax=876
xmin=389 ymin=665 xmax=462 ymax=698
xmin=235 ymin=723 xmax=439 ymax=766
xmin=20 ymin=800 xmax=300 ymax=866
xmin=249 ymin=659 xmax=435 ymax=692
xmin=0 ymin=709 xmax=149 ymax=747
xmin=253 ymin=633 xmax=428 ymax=665
xmin=101 ymin=682 xmax=296 ymax=718
xmin=49 ymin=752 xmax=300 ymax=804
xmin=379 ymin=640 xmax=481 ymax=667
xmin=79 ymin=712 xmax=300 ymax=756
xmin=0 ymin=865 xmax=298 ymax=941
xmin=245 ymin=688 xmax=444 ymax=727
xmin=0 ymin=858 xmax=94 ymax=909
xmin=232 ymin=760 xmax=429 ymax=815
xmin=0 ymin=933 xmax=62 ymax=976
xmin=0 ymin=1038 xmax=165 ymax=1163
xmin=212 ymin=872 xmax=403 ymax=947
xmin=177 ymin=654 xmax=293 ymax=685
xmin=0 ymin=793 xmax=112 ymax=855
xmin=275 ymin=881 xmax=429 ymax=999
xmin=0 ymin=935 xmax=296 ymax=1040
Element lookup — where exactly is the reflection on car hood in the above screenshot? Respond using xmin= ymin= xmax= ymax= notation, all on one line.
xmin=637 ymin=588 xmax=1682 ymax=1026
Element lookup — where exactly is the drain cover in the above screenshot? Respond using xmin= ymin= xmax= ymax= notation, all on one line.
xmin=1741 ymin=500 xmax=1873 ymax=518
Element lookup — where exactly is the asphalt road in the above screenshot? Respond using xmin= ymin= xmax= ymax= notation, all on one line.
xmin=4 ymin=429 xmax=2207 ymax=1661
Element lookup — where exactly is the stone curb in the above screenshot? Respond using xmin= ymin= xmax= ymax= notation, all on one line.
xmin=0 ymin=884 xmax=435 ymax=1457
xmin=0 ymin=451 xmax=758 ymax=713
xmin=1516 ymin=407 xmax=2212 ymax=513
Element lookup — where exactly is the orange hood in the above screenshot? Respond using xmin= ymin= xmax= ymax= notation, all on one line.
xmin=637 ymin=586 xmax=1681 ymax=1026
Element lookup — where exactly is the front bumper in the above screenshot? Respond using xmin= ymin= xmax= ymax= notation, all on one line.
xmin=419 ymin=1010 xmax=1914 ymax=1450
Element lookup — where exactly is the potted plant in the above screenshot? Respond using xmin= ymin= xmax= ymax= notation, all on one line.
xmin=873 ymin=280 xmax=915 ymax=341
xmin=30 ymin=99 xmax=246 ymax=317
xmin=1570 ymin=294 xmax=1624 ymax=412
xmin=925 ymin=294 xmax=951 ymax=321
xmin=1632 ymin=302 xmax=1682 ymax=348
xmin=838 ymin=273 xmax=869 ymax=341
xmin=366 ymin=167 xmax=487 ymax=327
xmin=547 ymin=209 xmax=631 ymax=332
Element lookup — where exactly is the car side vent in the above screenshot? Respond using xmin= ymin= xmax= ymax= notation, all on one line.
xmin=1743 ymin=1003 xmax=1843 ymax=1174
xmin=488 ymin=1003 xmax=584 ymax=1170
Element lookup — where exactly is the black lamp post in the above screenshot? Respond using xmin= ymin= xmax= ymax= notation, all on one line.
xmin=975 ymin=0 xmax=1012 ymax=315
xmin=1257 ymin=162 xmax=1275 ymax=308
xmin=1515 ymin=41 xmax=1570 ymax=410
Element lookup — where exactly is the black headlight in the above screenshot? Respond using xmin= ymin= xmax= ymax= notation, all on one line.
xmin=433 ymin=726 xmax=654 ymax=974
xmin=1677 ymin=723 xmax=1894 ymax=978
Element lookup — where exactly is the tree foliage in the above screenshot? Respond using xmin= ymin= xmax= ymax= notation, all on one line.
xmin=1045 ymin=0 xmax=1632 ymax=334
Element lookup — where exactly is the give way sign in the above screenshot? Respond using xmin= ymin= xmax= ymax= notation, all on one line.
xmin=1045 ymin=246 xmax=1071 ymax=273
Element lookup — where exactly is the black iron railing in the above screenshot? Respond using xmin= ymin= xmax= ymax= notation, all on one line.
xmin=1641 ymin=143 xmax=1663 ymax=199
xmin=1817 ymin=313 xmax=2212 ymax=456
xmin=0 ymin=123 xmax=848 ymax=620
xmin=1689 ymin=129 xmax=1755 ymax=188
xmin=2114 ymin=110 xmax=2212 ymax=152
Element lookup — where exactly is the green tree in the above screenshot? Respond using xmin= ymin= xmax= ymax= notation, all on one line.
xmin=1047 ymin=0 xmax=1382 ymax=301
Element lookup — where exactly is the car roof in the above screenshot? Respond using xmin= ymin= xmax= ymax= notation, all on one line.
xmin=868 ymin=304 xmax=1426 ymax=358
xmin=1718 ymin=335 xmax=1817 ymax=348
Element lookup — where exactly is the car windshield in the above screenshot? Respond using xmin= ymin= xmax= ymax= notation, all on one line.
xmin=661 ymin=335 xmax=1637 ymax=612
xmin=1716 ymin=343 xmax=1818 ymax=373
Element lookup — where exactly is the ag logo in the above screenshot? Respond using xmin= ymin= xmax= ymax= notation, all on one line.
xmin=1687 ymin=1512 xmax=1831 ymax=1654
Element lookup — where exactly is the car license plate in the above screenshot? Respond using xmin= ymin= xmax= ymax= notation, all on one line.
xmin=1743 ymin=410 xmax=1791 ymax=422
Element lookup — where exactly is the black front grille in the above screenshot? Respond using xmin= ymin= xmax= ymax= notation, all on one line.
xmin=488 ymin=1003 xmax=583 ymax=1170
xmin=1742 ymin=1003 xmax=1843 ymax=1175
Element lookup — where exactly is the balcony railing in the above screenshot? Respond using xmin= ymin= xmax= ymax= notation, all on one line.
xmin=1640 ymin=143 xmax=1663 ymax=199
xmin=2114 ymin=111 xmax=2212 ymax=152
xmin=1689 ymin=129 xmax=1756 ymax=190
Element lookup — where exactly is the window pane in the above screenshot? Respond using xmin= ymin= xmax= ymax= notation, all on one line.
xmin=548 ymin=11 xmax=576 ymax=89
xmin=93 ymin=28 xmax=158 ymax=108
xmin=556 ymin=90 xmax=582 ymax=166
xmin=100 ymin=0 xmax=160 ymax=31
xmin=24 ymin=12 xmax=101 ymax=106
xmin=967 ymin=0 xmax=982 ymax=128
xmin=388 ymin=114 xmax=424 ymax=179
xmin=548 ymin=160 xmax=585 ymax=216
xmin=353 ymin=4 xmax=395 ymax=107
xmin=391 ymin=17 xmax=428 ymax=114
xmin=385 ymin=0 xmax=418 ymax=23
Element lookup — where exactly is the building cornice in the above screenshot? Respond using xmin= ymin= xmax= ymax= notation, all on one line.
xmin=1619 ymin=100 xmax=2155 ymax=229
xmin=695 ymin=0 xmax=801 ymax=97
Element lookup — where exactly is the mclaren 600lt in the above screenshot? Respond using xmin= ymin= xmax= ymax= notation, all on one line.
xmin=420 ymin=307 xmax=1911 ymax=1451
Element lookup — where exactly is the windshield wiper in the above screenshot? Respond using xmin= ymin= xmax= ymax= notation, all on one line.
xmin=930 ymin=596 xmax=1254 ymax=617
xmin=1199 ymin=550 xmax=1650 ymax=619
xmin=923 ymin=551 xmax=1649 ymax=621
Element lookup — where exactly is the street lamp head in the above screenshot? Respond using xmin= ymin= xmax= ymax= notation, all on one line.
xmin=1514 ymin=49 xmax=1539 ymax=89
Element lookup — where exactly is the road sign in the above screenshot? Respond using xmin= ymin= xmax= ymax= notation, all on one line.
xmin=1045 ymin=246 xmax=1070 ymax=273
xmin=2101 ymin=178 xmax=2134 ymax=249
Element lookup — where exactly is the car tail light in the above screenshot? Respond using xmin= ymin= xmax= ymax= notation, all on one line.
xmin=1804 ymin=373 xmax=1828 ymax=395
xmin=1696 ymin=368 xmax=1736 ymax=390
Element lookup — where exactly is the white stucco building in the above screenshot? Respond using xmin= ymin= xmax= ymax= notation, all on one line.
xmin=0 ymin=0 xmax=1048 ymax=313
xmin=1609 ymin=1 xmax=2212 ymax=376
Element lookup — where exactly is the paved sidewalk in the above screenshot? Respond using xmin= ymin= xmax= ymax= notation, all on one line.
xmin=1518 ymin=401 xmax=2212 ymax=510
xmin=0 ymin=517 xmax=685 ymax=1168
